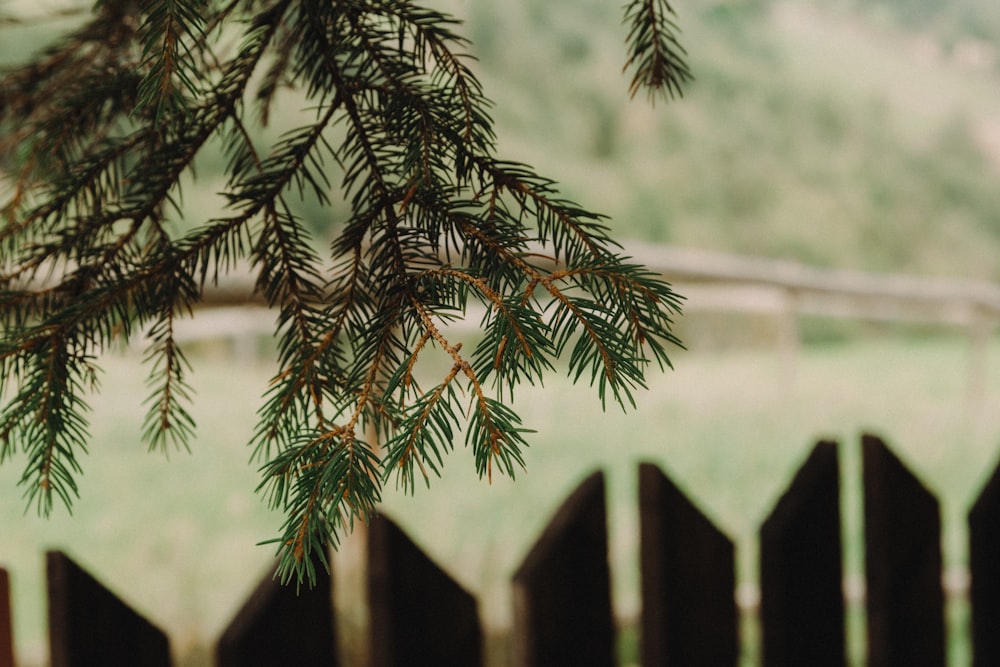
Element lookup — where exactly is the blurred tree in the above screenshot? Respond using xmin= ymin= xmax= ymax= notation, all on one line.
xmin=0 ymin=0 xmax=689 ymax=583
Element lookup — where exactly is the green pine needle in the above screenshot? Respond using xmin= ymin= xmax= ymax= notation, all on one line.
xmin=0 ymin=0 xmax=686 ymax=585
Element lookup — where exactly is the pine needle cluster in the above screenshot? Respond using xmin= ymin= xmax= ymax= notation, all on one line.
xmin=0 ymin=0 xmax=688 ymax=583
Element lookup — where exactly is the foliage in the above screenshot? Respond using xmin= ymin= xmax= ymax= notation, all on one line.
xmin=462 ymin=0 xmax=1000 ymax=281
xmin=847 ymin=0 xmax=1000 ymax=43
xmin=0 ymin=0 xmax=686 ymax=583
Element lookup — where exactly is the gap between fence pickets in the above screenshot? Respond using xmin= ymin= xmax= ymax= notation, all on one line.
xmin=734 ymin=568 xmax=970 ymax=613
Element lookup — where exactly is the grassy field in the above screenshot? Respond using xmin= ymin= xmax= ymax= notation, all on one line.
xmin=2 ymin=328 xmax=1000 ymax=665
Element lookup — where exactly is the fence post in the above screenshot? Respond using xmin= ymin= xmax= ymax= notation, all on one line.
xmin=968 ymin=455 xmax=1000 ymax=666
xmin=368 ymin=514 xmax=482 ymax=667
xmin=216 ymin=560 xmax=337 ymax=666
xmin=760 ymin=440 xmax=845 ymax=666
xmin=512 ymin=471 xmax=614 ymax=667
xmin=47 ymin=550 xmax=171 ymax=667
xmin=638 ymin=462 xmax=738 ymax=667
xmin=862 ymin=434 xmax=945 ymax=667
xmin=0 ymin=568 xmax=12 ymax=667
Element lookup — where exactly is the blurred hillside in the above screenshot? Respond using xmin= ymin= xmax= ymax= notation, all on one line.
xmin=440 ymin=0 xmax=1000 ymax=280
xmin=3 ymin=0 xmax=999 ymax=280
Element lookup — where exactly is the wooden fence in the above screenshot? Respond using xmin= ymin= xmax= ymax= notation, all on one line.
xmin=2 ymin=433 xmax=999 ymax=666
xmin=130 ymin=242 xmax=1000 ymax=403
xmin=648 ymin=245 xmax=1000 ymax=402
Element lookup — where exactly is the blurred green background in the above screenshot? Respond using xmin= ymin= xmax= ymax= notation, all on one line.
xmin=3 ymin=0 xmax=1000 ymax=664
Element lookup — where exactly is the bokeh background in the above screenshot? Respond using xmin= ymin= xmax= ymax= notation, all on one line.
xmin=3 ymin=0 xmax=1000 ymax=664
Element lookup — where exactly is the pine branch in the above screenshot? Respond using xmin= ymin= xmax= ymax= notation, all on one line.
xmin=135 ymin=0 xmax=208 ymax=122
xmin=0 ymin=0 xmax=688 ymax=585
xmin=141 ymin=270 xmax=197 ymax=454
xmin=0 ymin=332 xmax=97 ymax=514
xmin=624 ymin=0 xmax=693 ymax=102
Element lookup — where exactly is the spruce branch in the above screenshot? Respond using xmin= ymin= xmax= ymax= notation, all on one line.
xmin=135 ymin=0 xmax=208 ymax=122
xmin=141 ymin=266 xmax=197 ymax=455
xmin=624 ymin=0 xmax=693 ymax=102
xmin=0 ymin=0 xmax=688 ymax=585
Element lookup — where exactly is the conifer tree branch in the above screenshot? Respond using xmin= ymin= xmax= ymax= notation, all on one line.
xmin=0 ymin=0 xmax=688 ymax=584
xmin=135 ymin=0 xmax=208 ymax=121
xmin=141 ymin=297 xmax=196 ymax=454
xmin=624 ymin=0 xmax=693 ymax=102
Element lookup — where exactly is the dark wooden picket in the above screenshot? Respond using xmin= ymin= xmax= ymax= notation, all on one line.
xmin=216 ymin=559 xmax=337 ymax=666
xmin=760 ymin=440 xmax=845 ymax=667
xmin=512 ymin=470 xmax=615 ymax=667
xmin=47 ymin=550 xmax=171 ymax=667
xmin=5 ymin=435 xmax=1000 ymax=664
xmin=862 ymin=434 xmax=945 ymax=667
xmin=969 ymin=454 xmax=1000 ymax=667
xmin=368 ymin=514 xmax=482 ymax=667
xmin=0 ymin=568 xmax=12 ymax=667
xmin=638 ymin=461 xmax=738 ymax=667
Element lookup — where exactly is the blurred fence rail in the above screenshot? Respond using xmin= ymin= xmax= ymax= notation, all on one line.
xmin=2 ymin=434 xmax=997 ymax=666
xmin=190 ymin=242 xmax=1000 ymax=324
xmin=170 ymin=242 xmax=1000 ymax=404
xmin=629 ymin=243 xmax=1000 ymax=404
xmin=631 ymin=243 xmax=1000 ymax=326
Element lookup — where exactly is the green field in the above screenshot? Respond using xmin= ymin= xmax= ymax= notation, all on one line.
xmin=2 ymin=329 xmax=999 ymax=665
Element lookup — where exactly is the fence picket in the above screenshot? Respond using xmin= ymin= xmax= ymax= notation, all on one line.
xmin=1 ymin=569 xmax=12 ymax=667
xmin=760 ymin=440 xmax=845 ymax=666
xmin=638 ymin=462 xmax=738 ymax=666
xmin=862 ymin=434 xmax=945 ymax=667
xmin=216 ymin=560 xmax=337 ymax=666
xmin=512 ymin=470 xmax=614 ymax=667
xmin=2 ymin=437 xmax=987 ymax=663
xmin=368 ymin=514 xmax=482 ymax=667
xmin=969 ymin=455 xmax=1000 ymax=666
xmin=46 ymin=550 xmax=170 ymax=667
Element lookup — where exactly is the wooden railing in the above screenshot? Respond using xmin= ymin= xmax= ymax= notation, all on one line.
xmin=630 ymin=243 xmax=1000 ymax=401
xmin=126 ymin=242 xmax=1000 ymax=403
xmin=630 ymin=243 xmax=1000 ymax=323
xmin=186 ymin=241 xmax=1000 ymax=322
